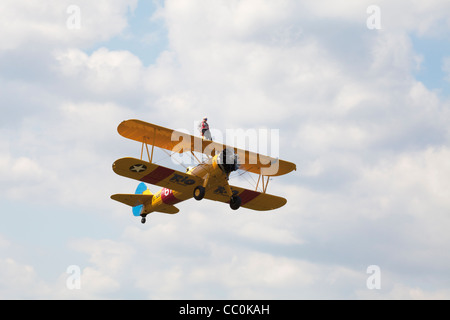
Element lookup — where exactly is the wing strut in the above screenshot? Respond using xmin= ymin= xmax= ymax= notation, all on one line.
xmin=150 ymin=128 xmax=156 ymax=162
xmin=140 ymin=139 xmax=150 ymax=162
xmin=139 ymin=129 xmax=156 ymax=163
xmin=263 ymin=175 xmax=270 ymax=193
xmin=255 ymin=174 xmax=270 ymax=193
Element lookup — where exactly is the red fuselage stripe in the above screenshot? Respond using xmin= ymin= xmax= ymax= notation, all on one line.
xmin=238 ymin=189 xmax=260 ymax=205
xmin=141 ymin=166 xmax=175 ymax=185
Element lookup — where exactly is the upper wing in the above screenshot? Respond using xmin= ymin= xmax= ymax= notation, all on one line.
xmin=205 ymin=184 xmax=287 ymax=211
xmin=112 ymin=157 xmax=203 ymax=193
xmin=117 ymin=119 xmax=296 ymax=177
xmin=117 ymin=119 xmax=186 ymax=153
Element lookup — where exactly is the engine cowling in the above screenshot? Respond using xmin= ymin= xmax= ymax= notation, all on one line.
xmin=215 ymin=148 xmax=239 ymax=174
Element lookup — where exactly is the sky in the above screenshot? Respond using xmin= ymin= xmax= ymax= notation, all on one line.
xmin=1 ymin=0 xmax=450 ymax=299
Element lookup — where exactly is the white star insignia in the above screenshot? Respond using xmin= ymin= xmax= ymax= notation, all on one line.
xmin=130 ymin=164 xmax=147 ymax=173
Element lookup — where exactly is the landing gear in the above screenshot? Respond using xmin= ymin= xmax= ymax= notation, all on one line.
xmin=193 ymin=186 xmax=206 ymax=201
xmin=229 ymin=195 xmax=241 ymax=210
xmin=140 ymin=215 xmax=147 ymax=224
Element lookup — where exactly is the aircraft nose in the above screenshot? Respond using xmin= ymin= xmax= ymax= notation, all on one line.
xmin=218 ymin=148 xmax=240 ymax=173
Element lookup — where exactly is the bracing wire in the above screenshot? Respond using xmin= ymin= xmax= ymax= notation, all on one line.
xmin=161 ymin=148 xmax=189 ymax=171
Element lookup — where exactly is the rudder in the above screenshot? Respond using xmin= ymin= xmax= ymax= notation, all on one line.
xmin=132 ymin=182 xmax=152 ymax=216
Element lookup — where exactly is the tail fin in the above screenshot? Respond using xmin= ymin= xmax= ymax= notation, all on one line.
xmin=132 ymin=182 xmax=152 ymax=216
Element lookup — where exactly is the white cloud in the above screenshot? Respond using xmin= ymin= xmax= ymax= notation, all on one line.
xmin=0 ymin=154 xmax=43 ymax=183
xmin=357 ymin=147 xmax=450 ymax=235
xmin=0 ymin=99 xmax=132 ymax=207
xmin=49 ymin=238 xmax=136 ymax=299
xmin=58 ymin=221 xmax=366 ymax=299
xmin=299 ymin=0 xmax=450 ymax=37
xmin=0 ymin=237 xmax=52 ymax=299
xmin=236 ymin=220 xmax=304 ymax=246
xmin=357 ymin=284 xmax=450 ymax=300
xmin=71 ymin=239 xmax=136 ymax=275
xmin=376 ymin=0 xmax=450 ymax=36
xmin=0 ymin=258 xmax=39 ymax=298
xmin=54 ymin=48 xmax=145 ymax=97
xmin=288 ymin=146 xmax=450 ymax=278
xmin=1 ymin=0 xmax=450 ymax=300
xmin=0 ymin=0 xmax=138 ymax=51
xmin=369 ymin=31 xmax=420 ymax=80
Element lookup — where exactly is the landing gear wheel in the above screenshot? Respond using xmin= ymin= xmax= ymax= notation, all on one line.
xmin=141 ymin=216 xmax=147 ymax=224
xmin=229 ymin=195 xmax=241 ymax=210
xmin=193 ymin=186 xmax=206 ymax=201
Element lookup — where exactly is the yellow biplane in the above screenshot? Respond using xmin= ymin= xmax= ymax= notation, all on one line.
xmin=111 ymin=119 xmax=296 ymax=224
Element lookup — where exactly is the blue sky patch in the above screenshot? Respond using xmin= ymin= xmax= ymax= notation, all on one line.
xmin=87 ymin=0 xmax=168 ymax=66
xmin=411 ymin=34 xmax=450 ymax=97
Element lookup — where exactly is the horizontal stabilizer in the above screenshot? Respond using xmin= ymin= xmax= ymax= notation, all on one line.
xmin=155 ymin=205 xmax=179 ymax=214
xmin=111 ymin=194 xmax=153 ymax=207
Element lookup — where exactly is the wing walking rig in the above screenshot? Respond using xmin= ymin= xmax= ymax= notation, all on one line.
xmin=111 ymin=119 xmax=296 ymax=224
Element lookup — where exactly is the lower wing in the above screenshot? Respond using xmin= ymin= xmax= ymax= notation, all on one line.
xmin=112 ymin=157 xmax=202 ymax=193
xmin=205 ymin=184 xmax=287 ymax=211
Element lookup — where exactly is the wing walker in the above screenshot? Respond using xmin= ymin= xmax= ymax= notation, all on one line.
xmin=111 ymin=119 xmax=296 ymax=224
